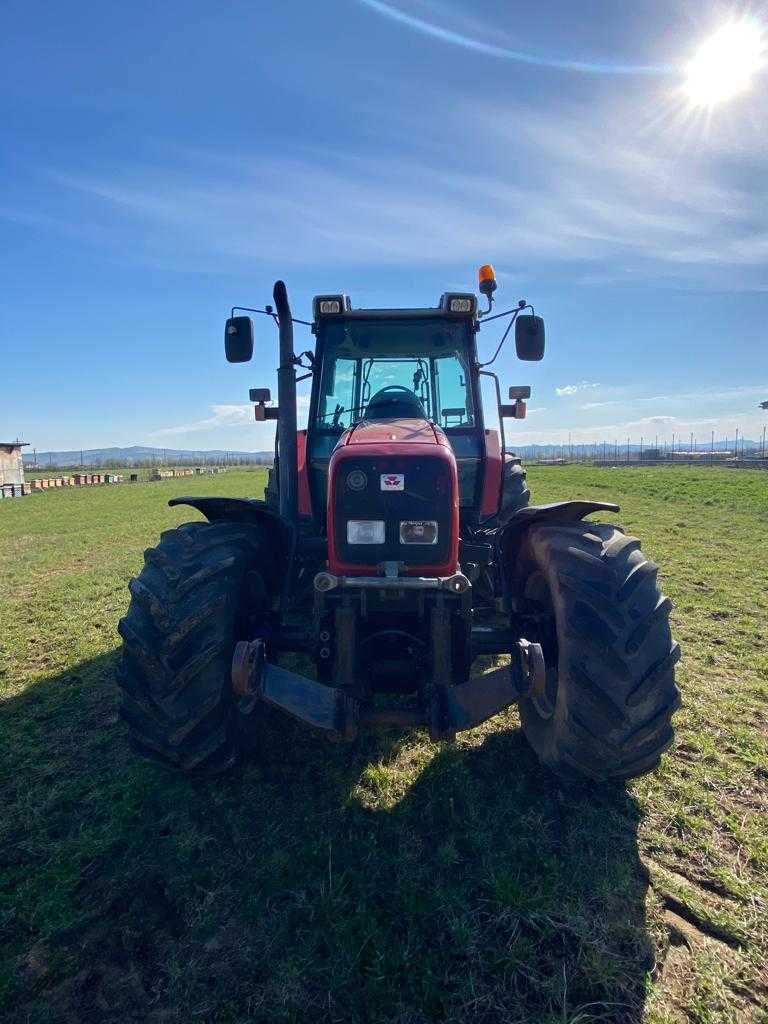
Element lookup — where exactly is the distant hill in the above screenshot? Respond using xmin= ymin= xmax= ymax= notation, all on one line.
xmin=513 ymin=439 xmax=762 ymax=457
xmin=23 ymin=438 xmax=763 ymax=469
xmin=24 ymin=446 xmax=273 ymax=468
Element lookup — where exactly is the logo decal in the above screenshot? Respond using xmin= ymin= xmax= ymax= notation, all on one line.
xmin=380 ymin=473 xmax=404 ymax=491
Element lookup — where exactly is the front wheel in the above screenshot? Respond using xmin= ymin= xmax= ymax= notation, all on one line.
xmin=117 ymin=521 xmax=275 ymax=774
xmin=513 ymin=521 xmax=681 ymax=781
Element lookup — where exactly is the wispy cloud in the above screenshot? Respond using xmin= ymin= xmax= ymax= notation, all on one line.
xmin=150 ymin=404 xmax=255 ymax=438
xmin=357 ymin=0 xmax=672 ymax=74
xmin=8 ymin=47 xmax=766 ymax=289
xmin=555 ymin=381 xmax=600 ymax=397
xmin=149 ymin=395 xmax=311 ymax=440
xmin=579 ymin=383 xmax=768 ymax=411
xmin=513 ymin=409 xmax=768 ymax=446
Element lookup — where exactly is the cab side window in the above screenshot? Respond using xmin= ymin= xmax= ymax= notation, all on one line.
xmin=436 ymin=355 xmax=474 ymax=428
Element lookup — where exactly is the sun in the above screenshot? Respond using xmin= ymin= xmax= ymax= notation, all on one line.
xmin=684 ymin=20 xmax=766 ymax=107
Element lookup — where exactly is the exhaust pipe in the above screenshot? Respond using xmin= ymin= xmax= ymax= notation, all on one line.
xmin=273 ymin=280 xmax=298 ymax=527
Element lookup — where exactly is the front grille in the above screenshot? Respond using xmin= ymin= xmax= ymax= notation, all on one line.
xmin=333 ymin=455 xmax=453 ymax=567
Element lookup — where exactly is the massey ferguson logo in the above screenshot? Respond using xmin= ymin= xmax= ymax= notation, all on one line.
xmin=380 ymin=473 xmax=404 ymax=491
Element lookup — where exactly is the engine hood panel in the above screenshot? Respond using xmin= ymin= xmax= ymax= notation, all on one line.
xmin=342 ymin=418 xmax=443 ymax=447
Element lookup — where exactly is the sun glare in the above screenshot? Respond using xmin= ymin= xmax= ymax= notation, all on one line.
xmin=684 ymin=20 xmax=766 ymax=106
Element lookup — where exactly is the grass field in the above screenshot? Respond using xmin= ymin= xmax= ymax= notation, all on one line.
xmin=1 ymin=466 xmax=767 ymax=1023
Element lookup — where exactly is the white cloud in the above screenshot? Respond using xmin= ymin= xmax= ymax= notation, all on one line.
xmin=14 ymin=69 xmax=764 ymax=291
xmin=150 ymin=404 xmax=254 ymax=438
xmin=148 ymin=393 xmax=312 ymax=441
xmin=555 ymin=381 xmax=600 ymax=397
xmin=580 ymin=383 xmax=768 ymax=411
xmin=638 ymin=384 xmax=768 ymax=404
xmin=511 ymin=410 xmax=767 ymax=446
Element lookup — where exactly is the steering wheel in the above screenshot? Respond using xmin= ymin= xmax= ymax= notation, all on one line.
xmin=363 ymin=385 xmax=427 ymax=420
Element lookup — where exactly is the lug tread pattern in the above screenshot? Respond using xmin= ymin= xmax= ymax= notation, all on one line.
xmin=517 ymin=521 xmax=681 ymax=781
xmin=493 ymin=463 xmax=531 ymax=526
xmin=117 ymin=521 xmax=273 ymax=774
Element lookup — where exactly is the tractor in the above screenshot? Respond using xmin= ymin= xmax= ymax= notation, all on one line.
xmin=118 ymin=267 xmax=680 ymax=779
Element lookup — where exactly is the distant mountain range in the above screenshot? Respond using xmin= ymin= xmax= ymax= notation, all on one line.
xmin=22 ymin=438 xmax=764 ymax=468
xmin=513 ymin=439 xmax=762 ymax=456
xmin=24 ymin=445 xmax=273 ymax=467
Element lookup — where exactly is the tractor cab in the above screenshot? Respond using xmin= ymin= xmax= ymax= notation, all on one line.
xmin=307 ymin=296 xmax=485 ymax=523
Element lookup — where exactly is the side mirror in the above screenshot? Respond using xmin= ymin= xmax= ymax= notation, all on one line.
xmin=249 ymin=387 xmax=278 ymax=421
xmin=500 ymin=400 xmax=527 ymax=420
xmin=515 ymin=315 xmax=545 ymax=361
xmin=224 ymin=316 xmax=254 ymax=363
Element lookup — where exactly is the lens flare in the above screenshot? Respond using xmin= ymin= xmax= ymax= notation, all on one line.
xmin=684 ymin=20 xmax=766 ymax=106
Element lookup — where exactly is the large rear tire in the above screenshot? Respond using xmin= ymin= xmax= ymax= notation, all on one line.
xmin=514 ymin=521 xmax=681 ymax=781
xmin=496 ymin=462 xmax=530 ymax=526
xmin=117 ymin=521 xmax=274 ymax=774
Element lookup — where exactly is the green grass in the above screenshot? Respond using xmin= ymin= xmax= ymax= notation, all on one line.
xmin=1 ymin=466 xmax=766 ymax=1023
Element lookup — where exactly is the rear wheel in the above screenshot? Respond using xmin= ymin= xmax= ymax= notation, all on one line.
xmin=117 ymin=521 xmax=275 ymax=774
xmin=514 ymin=521 xmax=680 ymax=781
xmin=496 ymin=462 xmax=530 ymax=525
xmin=265 ymin=463 xmax=279 ymax=509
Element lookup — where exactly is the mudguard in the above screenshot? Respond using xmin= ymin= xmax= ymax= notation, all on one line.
xmin=498 ymin=500 xmax=620 ymax=562
xmin=168 ymin=496 xmax=294 ymax=558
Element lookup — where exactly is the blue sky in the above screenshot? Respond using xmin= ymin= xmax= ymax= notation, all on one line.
xmin=1 ymin=0 xmax=766 ymax=451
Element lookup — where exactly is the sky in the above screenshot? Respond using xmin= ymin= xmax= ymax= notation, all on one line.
xmin=1 ymin=0 xmax=767 ymax=452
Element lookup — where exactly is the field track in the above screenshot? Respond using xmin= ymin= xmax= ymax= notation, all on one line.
xmin=1 ymin=465 xmax=767 ymax=1023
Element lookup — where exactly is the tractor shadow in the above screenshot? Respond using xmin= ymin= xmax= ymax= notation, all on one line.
xmin=1 ymin=652 xmax=651 ymax=1023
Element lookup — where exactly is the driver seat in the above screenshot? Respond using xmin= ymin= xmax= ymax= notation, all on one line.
xmin=363 ymin=386 xmax=426 ymax=420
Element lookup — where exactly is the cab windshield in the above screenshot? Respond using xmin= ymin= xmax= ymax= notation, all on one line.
xmin=315 ymin=318 xmax=474 ymax=431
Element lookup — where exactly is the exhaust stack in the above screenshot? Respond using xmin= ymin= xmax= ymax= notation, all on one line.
xmin=273 ymin=280 xmax=298 ymax=527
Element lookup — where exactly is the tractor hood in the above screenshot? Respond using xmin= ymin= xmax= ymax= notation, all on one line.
xmin=340 ymin=418 xmax=445 ymax=447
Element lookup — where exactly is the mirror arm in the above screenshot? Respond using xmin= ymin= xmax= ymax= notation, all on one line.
xmin=482 ymin=300 xmax=534 ymax=324
xmin=478 ymin=301 xmax=536 ymax=368
xmin=478 ymin=313 xmax=516 ymax=369
xmin=230 ymin=306 xmax=313 ymax=328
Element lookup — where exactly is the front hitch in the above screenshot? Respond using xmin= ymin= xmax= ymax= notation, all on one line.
xmin=231 ymin=637 xmax=545 ymax=743
xmin=232 ymin=639 xmax=359 ymax=740
xmin=428 ymin=639 xmax=545 ymax=740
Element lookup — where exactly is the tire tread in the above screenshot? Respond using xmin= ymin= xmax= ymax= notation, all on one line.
xmin=516 ymin=520 xmax=681 ymax=781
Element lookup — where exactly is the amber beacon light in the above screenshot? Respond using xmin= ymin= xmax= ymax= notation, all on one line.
xmin=478 ymin=264 xmax=497 ymax=297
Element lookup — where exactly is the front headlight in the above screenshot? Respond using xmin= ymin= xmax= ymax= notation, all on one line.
xmin=400 ymin=520 xmax=438 ymax=545
xmin=347 ymin=520 xmax=385 ymax=544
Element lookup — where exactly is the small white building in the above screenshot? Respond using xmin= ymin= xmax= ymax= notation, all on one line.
xmin=0 ymin=441 xmax=28 ymax=487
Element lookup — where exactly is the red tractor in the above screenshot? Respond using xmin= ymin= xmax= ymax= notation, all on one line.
xmin=118 ymin=269 xmax=680 ymax=779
